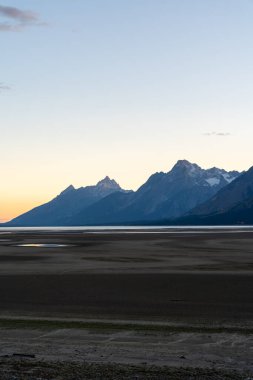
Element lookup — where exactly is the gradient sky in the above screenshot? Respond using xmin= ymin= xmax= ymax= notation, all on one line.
xmin=1 ymin=0 xmax=253 ymax=221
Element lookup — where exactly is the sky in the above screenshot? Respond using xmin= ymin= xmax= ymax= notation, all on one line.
xmin=1 ymin=0 xmax=253 ymax=221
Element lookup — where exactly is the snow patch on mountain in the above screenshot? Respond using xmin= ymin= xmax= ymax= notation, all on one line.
xmin=206 ymin=178 xmax=220 ymax=187
xmin=222 ymin=173 xmax=236 ymax=183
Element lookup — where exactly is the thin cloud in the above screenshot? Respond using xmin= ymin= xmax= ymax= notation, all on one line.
xmin=0 ymin=4 xmax=45 ymax=31
xmin=0 ymin=5 xmax=38 ymax=22
xmin=0 ymin=23 xmax=12 ymax=31
xmin=203 ymin=132 xmax=231 ymax=137
xmin=0 ymin=82 xmax=10 ymax=91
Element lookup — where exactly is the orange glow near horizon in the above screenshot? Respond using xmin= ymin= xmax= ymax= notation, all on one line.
xmin=1 ymin=198 xmax=49 ymax=223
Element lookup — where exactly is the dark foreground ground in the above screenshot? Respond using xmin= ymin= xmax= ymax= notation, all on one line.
xmin=0 ymin=272 xmax=252 ymax=324
xmin=0 ymin=360 xmax=250 ymax=380
xmin=0 ymin=229 xmax=252 ymax=378
xmin=0 ymin=229 xmax=253 ymax=324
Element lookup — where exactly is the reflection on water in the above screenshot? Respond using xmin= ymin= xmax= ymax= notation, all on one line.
xmin=17 ymin=244 xmax=68 ymax=248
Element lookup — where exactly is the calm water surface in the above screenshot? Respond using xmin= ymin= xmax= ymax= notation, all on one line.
xmin=0 ymin=226 xmax=253 ymax=234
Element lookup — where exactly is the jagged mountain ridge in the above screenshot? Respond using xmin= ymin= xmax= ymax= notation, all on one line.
xmin=68 ymin=160 xmax=240 ymax=225
xmin=187 ymin=166 xmax=253 ymax=217
xmin=8 ymin=177 xmax=129 ymax=226
xmin=133 ymin=160 xmax=239 ymax=220
xmin=176 ymin=166 xmax=253 ymax=225
xmin=5 ymin=160 xmax=241 ymax=226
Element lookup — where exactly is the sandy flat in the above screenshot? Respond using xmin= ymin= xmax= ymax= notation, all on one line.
xmin=0 ymin=326 xmax=252 ymax=370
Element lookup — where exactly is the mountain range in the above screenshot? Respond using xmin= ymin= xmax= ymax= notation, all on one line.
xmin=4 ymin=159 xmax=251 ymax=226
xmin=177 ymin=166 xmax=253 ymax=225
xmin=6 ymin=176 xmax=131 ymax=226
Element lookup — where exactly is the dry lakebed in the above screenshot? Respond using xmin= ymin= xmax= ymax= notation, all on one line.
xmin=0 ymin=228 xmax=252 ymax=379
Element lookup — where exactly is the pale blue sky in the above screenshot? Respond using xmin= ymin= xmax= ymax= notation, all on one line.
xmin=1 ymin=0 xmax=253 ymax=220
